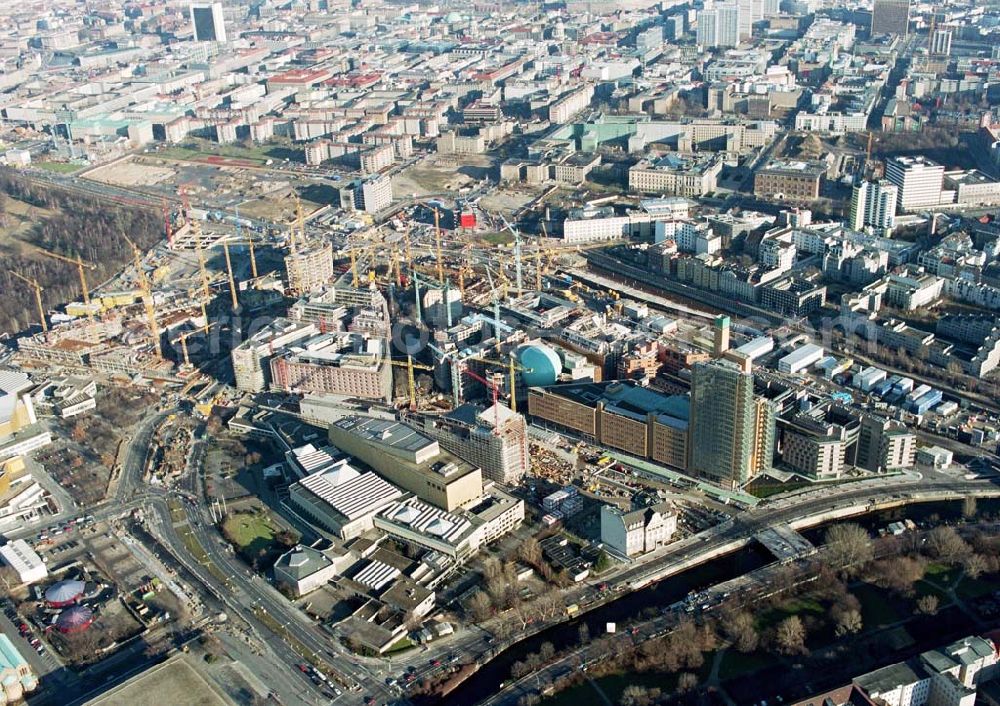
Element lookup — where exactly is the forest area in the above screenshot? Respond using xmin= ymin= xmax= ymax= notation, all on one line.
xmin=0 ymin=167 xmax=162 ymax=335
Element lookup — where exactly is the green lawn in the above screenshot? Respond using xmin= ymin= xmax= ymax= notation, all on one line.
xmin=545 ymin=672 xmax=682 ymax=706
xmin=718 ymin=649 xmax=776 ymax=681
xmin=914 ymin=579 xmax=951 ymax=604
xmin=756 ymin=597 xmax=825 ymax=630
xmin=156 ymin=140 xmax=300 ymax=166
xmin=385 ymin=637 xmax=415 ymax=654
xmin=746 ymin=480 xmax=812 ymax=499
xmin=956 ymin=575 xmax=998 ymax=601
xmin=854 ymin=583 xmax=905 ymax=627
xmin=481 ymin=231 xmax=515 ymax=246
xmin=925 ymin=563 xmax=962 ymax=589
xmin=223 ymin=512 xmax=276 ymax=556
xmin=35 ymin=161 xmax=82 ymax=174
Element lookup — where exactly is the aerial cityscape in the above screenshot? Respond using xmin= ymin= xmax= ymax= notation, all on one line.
xmin=0 ymin=0 xmax=999 ymax=705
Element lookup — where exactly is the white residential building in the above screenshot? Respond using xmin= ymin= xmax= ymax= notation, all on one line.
xmin=850 ymin=180 xmax=898 ymax=232
xmin=886 ymin=156 xmax=944 ymax=211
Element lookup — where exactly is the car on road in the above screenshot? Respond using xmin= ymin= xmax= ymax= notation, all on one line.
xmin=430 ymin=659 xmax=441 ymax=667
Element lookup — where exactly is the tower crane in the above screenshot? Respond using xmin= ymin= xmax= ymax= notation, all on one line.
xmin=8 ymin=271 xmax=47 ymax=332
xmin=176 ymin=319 xmax=215 ymax=368
xmin=120 ymin=233 xmax=162 ymax=359
xmin=33 ymin=246 xmax=96 ymax=317
xmin=388 ymin=355 xmax=434 ymax=411
xmin=411 ymin=272 xmax=454 ymax=326
xmin=222 ymin=239 xmax=239 ymax=311
xmin=466 ymin=353 xmax=532 ymax=414
xmin=235 ymin=205 xmax=258 ymax=280
xmin=403 ymin=227 xmax=414 ymax=275
xmin=434 ymin=208 xmax=445 ymax=284
xmin=456 ymin=365 xmax=504 ymax=434
xmin=190 ymin=219 xmax=214 ymax=305
xmin=498 ymin=213 xmax=524 ymax=297
xmin=162 ymin=198 xmax=173 ymax=247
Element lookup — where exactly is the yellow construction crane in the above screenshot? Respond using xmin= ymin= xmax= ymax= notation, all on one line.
xmin=458 ymin=262 xmax=473 ymax=297
xmin=495 ymin=253 xmax=510 ymax=300
xmin=33 ymin=246 xmax=96 ymax=317
xmin=9 ymin=271 xmax=47 ymax=332
xmin=247 ymin=235 xmax=258 ymax=280
xmin=467 ymin=353 xmax=532 ymax=414
xmin=190 ymin=219 xmax=213 ymax=304
xmin=404 ymin=227 xmax=414 ymax=275
xmin=290 ymin=195 xmax=306 ymax=254
xmin=120 ymin=233 xmax=162 ymax=359
xmin=222 ymin=239 xmax=239 ymax=311
xmin=388 ymin=355 xmax=433 ymax=410
xmin=390 ymin=243 xmax=402 ymax=288
xmin=176 ymin=321 xmax=215 ymax=368
xmin=433 ymin=208 xmax=444 ymax=284
xmin=534 ymin=246 xmax=543 ymax=291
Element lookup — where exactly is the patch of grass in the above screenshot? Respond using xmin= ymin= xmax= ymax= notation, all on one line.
xmin=746 ymin=481 xmax=812 ymax=499
xmin=156 ymin=139 xmax=300 ymax=166
xmin=956 ymin=574 xmax=997 ymax=601
xmin=756 ymin=597 xmax=825 ymax=630
xmin=385 ymin=637 xmax=415 ymax=654
xmin=718 ymin=649 xmax=776 ymax=681
xmin=175 ymin=523 xmax=228 ymax=584
xmin=914 ymin=580 xmax=950 ymax=604
xmin=35 ymin=161 xmax=82 ymax=174
xmin=544 ymin=672 xmax=681 ymax=706
xmin=252 ymin=608 xmax=345 ymax=686
xmin=925 ymin=562 xmax=962 ymax=588
xmin=222 ymin=512 xmax=276 ymax=556
xmin=482 ymin=231 xmax=515 ymax=245
xmin=854 ymin=583 xmax=904 ymax=627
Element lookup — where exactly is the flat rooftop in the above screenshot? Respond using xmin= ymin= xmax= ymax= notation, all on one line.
xmin=534 ymin=381 xmax=689 ymax=424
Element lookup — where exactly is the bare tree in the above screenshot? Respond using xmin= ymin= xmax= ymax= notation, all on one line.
xmin=963 ymin=553 xmax=987 ymax=579
xmin=833 ymin=608 xmax=863 ymax=637
xmin=824 ymin=523 xmax=874 ymax=576
xmin=774 ymin=616 xmax=807 ymax=655
xmin=518 ymin=537 xmax=542 ymax=567
xmin=963 ymin=497 xmax=977 ymax=520
xmin=916 ymin=594 xmax=940 ymax=615
xmin=869 ymin=556 xmax=925 ymax=596
xmin=925 ymin=526 xmax=971 ymax=563
xmin=468 ymin=591 xmax=493 ymax=623
xmin=677 ymin=672 xmax=699 ymax=692
xmin=723 ymin=610 xmax=759 ymax=652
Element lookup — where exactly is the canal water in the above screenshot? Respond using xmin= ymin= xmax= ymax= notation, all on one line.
xmin=442 ymin=497 xmax=1000 ymax=706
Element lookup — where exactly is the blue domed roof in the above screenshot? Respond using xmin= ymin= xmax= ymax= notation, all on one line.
xmin=517 ymin=344 xmax=561 ymax=387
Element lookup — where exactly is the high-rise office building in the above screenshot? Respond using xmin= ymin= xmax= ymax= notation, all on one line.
xmin=871 ymin=0 xmax=909 ymax=36
xmin=885 ymin=155 xmax=944 ymax=211
xmin=718 ymin=3 xmax=742 ymax=46
xmin=190 ymin=2 xmax=227 ymax=42
xmin=737 ymin=0 xmax=753 ymax=39
xmin=698 ymin=3 xmax=741 ymax=48
xmin=930 ymin=28 xmax=952 ymax=56
xmin=849 ymin=179 xmax=898 ymax=232
xmin=696 ymin=9 xmax=718 ymax=47
xmin=688 ymin=359 xmax=775 ymax=489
